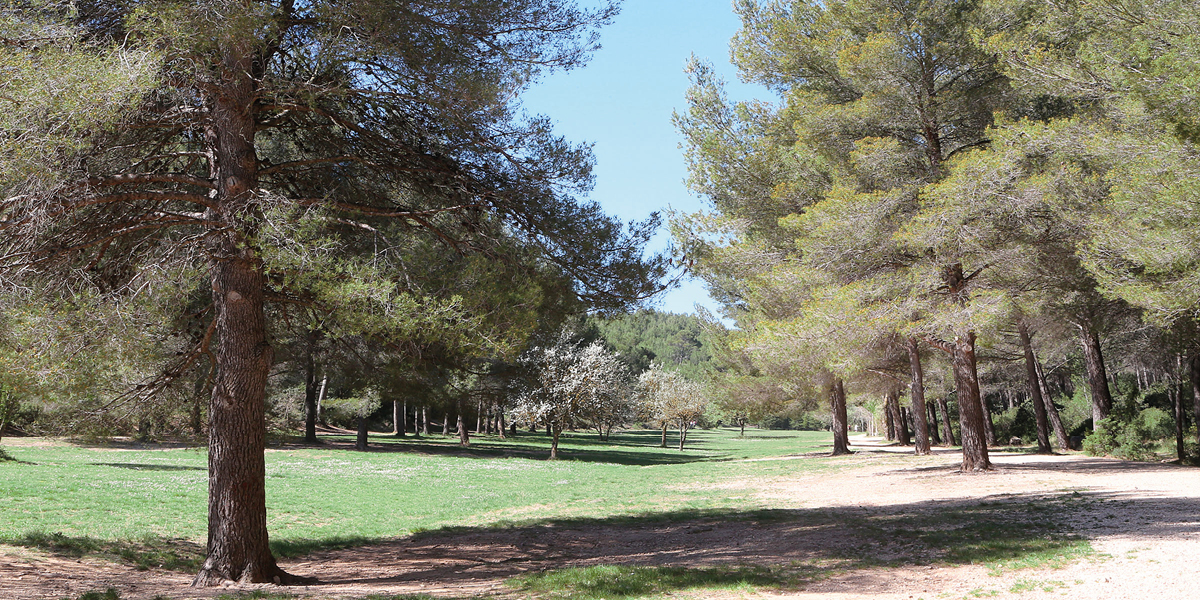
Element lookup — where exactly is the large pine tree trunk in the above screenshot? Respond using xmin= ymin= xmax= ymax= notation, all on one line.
xmin=951 ymin=333 xmax=990 ymax=471
xmin=1018 ymin=323 xmax=1052 ymax=453
xmin=193 ymin=55 xmax=303 ymax=585
xmin=830 ymin=378 xmax=851 ymax=455
xmin=884 ymin=395 xmax=896 ymax=441
xmin=1077 ymin=323 xmax=1114 ymax=429
xmin=907 ymin=338 xmax=931 ymax=455
xmin=1035 ymin=359 xmax=1071 ymax=450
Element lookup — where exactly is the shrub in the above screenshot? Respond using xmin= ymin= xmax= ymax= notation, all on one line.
xmin=1083 ymin=407 xmax=1175 ymax=461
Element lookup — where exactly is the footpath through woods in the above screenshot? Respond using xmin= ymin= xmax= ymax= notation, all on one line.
xmin=1 ymin=434 xmax=1198 ymax=599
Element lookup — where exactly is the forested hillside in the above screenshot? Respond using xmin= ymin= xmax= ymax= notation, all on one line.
xmin=589 ymin=310 xmax=714 ymax=379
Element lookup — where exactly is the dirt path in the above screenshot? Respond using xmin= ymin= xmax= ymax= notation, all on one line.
xmin=4 ymin=438 xmax=1199 ymax=599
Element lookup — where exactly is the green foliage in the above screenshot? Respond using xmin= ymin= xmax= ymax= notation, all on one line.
xmin=507 ymin=564 xmax=798 ymax=599
xmin=71 ymin=589 xmax=121 ymax=600
xmin=1083 ymin=409 xmax=1175 ymax=461
xmin=588 ymin=310 xmax=714 ymax=379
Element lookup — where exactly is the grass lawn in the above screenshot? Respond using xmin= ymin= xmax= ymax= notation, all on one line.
xmin=0 ymin=428 xmax=835 ymax=559
xmin=0 ymin=429 xmax=1094 ymax=600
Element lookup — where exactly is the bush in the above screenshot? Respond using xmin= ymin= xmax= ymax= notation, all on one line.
xmin=1082 ymin=407 xmax=1175 ymax=462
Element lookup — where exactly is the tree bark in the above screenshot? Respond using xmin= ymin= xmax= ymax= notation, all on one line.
xmin=192 ymin=51 xmax=307 ymax=584
xmin=457 ymin=403 xmax=470 ymax=446
xmin=315 ymin=374 xmax=328 ymax=427
xmin=1035 ymin=359 xmax=1071 ymax=450
xmin=303 ymin=346 xmax=318 ymax=444
xmin=1018 ymin=322 xmax=1052 ymax=453
xmin=421 ymin=405 xmax=429 ymax=436
xmin=392 ymin=400 xmax=403 ymax=436
xmin=550 ymin=423 xmax=561 ymax=460
xmin=1077 ymin=323 xmax=1114 ymax=429
xmin=830 ymin=378 xmax=851 ymax=455
xmin=907 ymin=337 xmax=931 ymax=455
xmin=660 ymin=423 xmax=668 ymax=448
xmin=356 ymin=415 xmax=369 ymax=451
xmin=937 ymin=394 xmax=956 ymax=446
xmin=951 ymin=333 xmax=990 ymax=471
xmin=927 ymin=399 xmax=941 ymax=445
xmin=982 ymin=395 xmax=996 ymax=447
xmin=497 ymin=408 xmax=506 ymax=440
xmin=1174 ymin=354 xmax=1185 ymax=461
xmin=884 ymin=395 xmax=896 ymax=441
xmin=1191 ymin=354 xmax=1200 ymax=446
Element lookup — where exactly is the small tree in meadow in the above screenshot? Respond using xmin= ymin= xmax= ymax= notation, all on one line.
xmin=637 ymin=364 xmax=709 ymax=450
xmin=513 ymin=333 xmax=631 ymax=459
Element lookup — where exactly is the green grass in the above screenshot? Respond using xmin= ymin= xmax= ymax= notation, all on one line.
xmin=0 ymin=429 xmax=1101 ymax=599
xmin=0 ymin=429 xmax=835 ymax=558
xmin=507 ymin=564 xmax=814 ymax=599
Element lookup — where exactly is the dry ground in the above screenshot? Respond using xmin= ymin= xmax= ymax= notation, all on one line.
xmin=3 ymin=436 xmax=1198 ymax=600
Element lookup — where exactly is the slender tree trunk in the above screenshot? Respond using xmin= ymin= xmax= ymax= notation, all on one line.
xmin=951 ymin=333 xmax=990 ymax=471
xmin=497 ymin=408 xmax=506 ymax=440
xmin=392 ymin=400 xmax=402 ymax=436
xmin=937 ymin=394 xmax=956 ymax=446
xmin=678 ymin=420 xmax=686 ymax=451
xmin=192 ymin=59 xmax=306 ymax=584
xmin=421 ymin=406 xmax=429 ymax=436
xmin=443 ymin=408 xmax=450 ymax=435
xmin=399 ymin=400 xmax=407 ymax=437
xmin=1175 ymin=354 xmax=1185 ymax=461
xmin=660 ymin=423 xmax=668 ymax=448
xmin=1018 ymin=323 xmax=1052 ymax=453
xmin=550 ymin=423 xmax=561 ymax=460
xmin=740 ymin=419 xmax=745 ymax=437
xmin=457 ymin=403 xmax=470 ymax=446
xmin=315 ymin=374 xmax=328 ymax=427
xmin=884 ymin=395 xmax=896 ymax=441
xmin=1035 ymin=359 xmax=1070 ymax=450
xmin=1191 ymin=354 xmax=1200 ymax=446
xmin=982 ymin=395 xmax=996 ymax=447
xmin=356 ymin=415 xmax=369 ymax=451
xmin=896 ymin=396 xmax=911 ymax=446
xmin=907 ymin=338 xmax=931 ymax=455
xmin=1077 ymin=323 xmax=1114 ymax=428
xmin=303 ymin=355 xmax=319 ymax=443
xmin=476 ymin=400 xmax=483 ymax=434
xmin=830 ymin=378 xmax=851 ymax=455
xmin=928 ymin=400 xmax=941 ymax=446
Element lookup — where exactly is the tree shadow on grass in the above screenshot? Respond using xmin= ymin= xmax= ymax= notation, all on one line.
xmin=3 ymin=532 xmax=204 ymax=572
xmin=89 ymin=462 xmax=205 ymax=471
xmin=290 ymin=489 xmax=1200 ymax=597
xmin=305 ymin=432 xmax=722 ymax=466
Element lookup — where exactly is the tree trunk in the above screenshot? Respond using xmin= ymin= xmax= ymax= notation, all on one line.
xmin=927 ymin=400 xmax=941 ymax=446
xmin=392 ymin=400 xmax=403 ymax=436
xmin=937 ymin=394 xmax=956 ymax=446
xmin=982 ymin=396 xmax=996 ymax=447
xmin=315 ymin=374 xmax=328 ymax=427
xmin=192 ymin=60 xmax=306 ymax=584
xmin=1077 ymin=323 xmax=1114 ymax=429
xmin=1191 ymin=354 xmax=1200 ymax=446
xmin=476 ymin=400 xmax=483 ymax=434
xmin=950 ymin=333 xmax=990 ymax=471
xmin=884 ymin=395 xmax=896 ymax=441
xmin=497 ymin=408 xmax=506 ymax=440
xmin=421 ymin=406 xmax=429 ymax=436
xmin=443 ymin=408 xmax=450 ymax=435
xmin=740 ymin=419 xmax=745 ymax=437
xmin=660 ymin=423 xmax=668 ymax=448
xmin=678 ymin=420 xmax=687 ymax=451
xmin=1018 ymin=322 xmax=1052 ymax=453
xmin=1175 ymin=354 xmax=1185 ymax=461
xmin=457 ymin=403 xmax=470 ymax=446
xmin=356 ymin=415 xmax=369 ymax=451
xmin=830 ymin=378 xmax=851 ymax=455
xmin=550 ymin=424 xmax=561 ymax=460
xmin=303 ymin=347 xmax=318 ymax=444
xmin=1035 ymin=358 xmax=1070 ymax=450
xmin=907 ymin=338 xmax=931 ymax=455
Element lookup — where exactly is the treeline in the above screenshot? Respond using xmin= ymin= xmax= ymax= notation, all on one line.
xmin=676 ymin=0 xmax=1200 ymax=467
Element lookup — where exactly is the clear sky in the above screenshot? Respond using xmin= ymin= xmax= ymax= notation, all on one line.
xmin=520 ymin=0 xmax=768 ymax=316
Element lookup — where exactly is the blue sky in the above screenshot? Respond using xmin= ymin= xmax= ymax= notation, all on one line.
xmin=520 ymin=1 xmax=768 ymax=316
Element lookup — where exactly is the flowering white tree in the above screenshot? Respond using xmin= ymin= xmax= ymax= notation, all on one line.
xmin=637 ymin=364 xmax=709 ymax=450
xmin=512 ymin=333 xmax=631 ymax=459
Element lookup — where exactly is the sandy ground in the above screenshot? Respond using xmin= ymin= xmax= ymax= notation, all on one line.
xmin=3 ymin=436 xmax=1199 ymax=599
